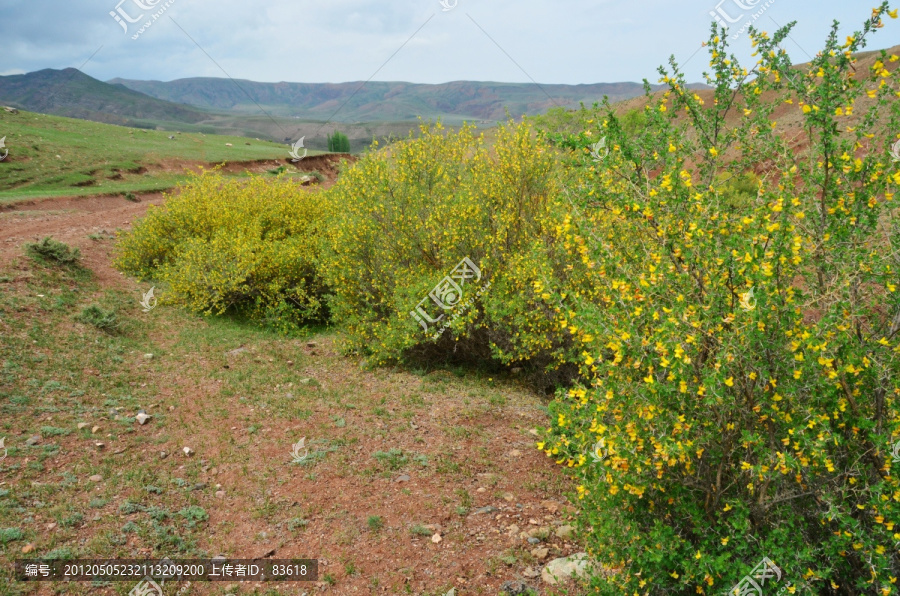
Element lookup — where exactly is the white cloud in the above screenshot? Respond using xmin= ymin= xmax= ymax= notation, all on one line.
xmin=0 ymin=0 xmax=896 ymax=86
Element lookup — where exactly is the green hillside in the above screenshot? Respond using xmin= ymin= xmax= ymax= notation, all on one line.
xmin=0 ymin=68 xmax=211 ymax=128
xmin=0 ymin=110 xmax=324 ymax=202
xmin=108 ymin=77 xmax=685 ymax=122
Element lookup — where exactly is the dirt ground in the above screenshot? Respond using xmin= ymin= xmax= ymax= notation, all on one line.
xmin=0 ymin=180 xmax=586 ymax=596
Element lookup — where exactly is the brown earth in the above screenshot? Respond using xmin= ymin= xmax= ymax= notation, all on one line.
xmin=0 ymin=171 xmax=586 ymax=595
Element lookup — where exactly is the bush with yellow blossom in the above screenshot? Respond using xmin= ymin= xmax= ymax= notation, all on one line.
xmin=319 ymin=121 xmax=592 ymax=373
xmin=115 ymin=171 xmax=327 ymax=333
xmin=538 ymin=7 xmax=900 ymax=594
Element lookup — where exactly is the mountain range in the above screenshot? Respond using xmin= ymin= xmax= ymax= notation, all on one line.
xmin=0 ymin=68 xmax=706 ymax=146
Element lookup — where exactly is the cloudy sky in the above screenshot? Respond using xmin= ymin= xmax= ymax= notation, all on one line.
xmin=1 ymin=0 xmax=897 ymax=85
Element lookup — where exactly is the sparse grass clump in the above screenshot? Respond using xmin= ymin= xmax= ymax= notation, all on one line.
xmin=75 ymin=305 xmax=119 ymax=333
xmin=372 ymin=448 xmax=407 ymax=471
xmin=366 ymin=515 xmax=384 ymax=532
xmin=25 ymin=237 xmax=80 ymax=265
xmin=0 ymin=528 xmax=23 ymax=544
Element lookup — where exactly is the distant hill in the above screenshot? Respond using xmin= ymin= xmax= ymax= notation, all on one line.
xmin=0 ymin=68 xmax=211 ymax=128
xmin=0 ymin=68 xmax=709 ymax=146
xmin=107 ymin=77 xmax=703 ymax=122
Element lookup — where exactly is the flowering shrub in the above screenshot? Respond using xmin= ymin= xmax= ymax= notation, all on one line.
xmin=115 ymin=172 xmax=326 ymax=332
xmin=538 ymin=7 xmax=900 ymax=594
xmin=319 ymin=121 xmax=586 ymax=371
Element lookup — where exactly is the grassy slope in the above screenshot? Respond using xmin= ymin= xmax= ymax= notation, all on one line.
xmin=0 ymin=110 xmax=325 ymax=202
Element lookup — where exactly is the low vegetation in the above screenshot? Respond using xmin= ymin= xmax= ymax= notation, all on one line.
xmin=0 ymin=111 xmax=320 ymax=202
xmin=105 ymin=4 xmax=900 ymax=593
xmin=24 ymin=237 xmax=81 ymax=266
xmin=115 ymin=173 xmax=328 ymax=334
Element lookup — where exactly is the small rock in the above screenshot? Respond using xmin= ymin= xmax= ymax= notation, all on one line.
xmin=502 ymin=492 xmax=514 ymax=502
xmin=527 ymin=537 xmax=540 ymax=544
xmin=89 ymin=475 xmax=102 ymax=482
xmin=77 ymin=422 xmax=89 ymax=430
xmin=299 ymin=378 xmax=312 ymax=384
xmin=21 ymin=544 xmax=34 ymax=554
xmin=183 ymin=447 xmax=194 ymax=457
xmin=476 ymin=487 xmax=486 ymax=493
xmin=541 ymin=552 xmax=593 ymax=586
xmin=216 ymin=491 xmax=226 ymax=498
xmin=143 ymin=353 xmax=153 ymax=359
xmin=531 ymin=547 xmax=549 ymax=560
xmin=506 ymin=524 xmax=520 ymax=536
xmin=542 ymin=500 xmax=560 ymax=513
xmin=25 ymin=436 xmax=40 ymax=446
xmin=555 ymin=525 xmax=576 ymax=540
xmin=168 ymin=135 xmax=175 ymax=139
xmin=46 ymin=522 xmax=57 ymax=530
xmin=431 ymin=533 xmax=442 ymax=544
xmin=529 ymin=428 xmax=540 ymax=436
xmin=470 ymin=506 xmax=497 ymax=515
xmin=168 ymin=406 xmax=175 ymax=411
xmin=445 ymin=589 xmax=456 ymax=596
xmin=500 ymin=579 xmax=534 ymax=595
xmin=395 ymin=474 xmax=410 ymax=483
xmin=522 ymin=567 xmax=540 ymax=579
xmin=136 ymin=412 xmax=151 ymax=425
xmin=509 ymin=449 xmax=522 ymax=457
xmin=191 ymin=483 xmax=207 ymax=491
xmin=92 ymin=426 xmax=100 ymax=434
xmin=527 ymin=527 xmax=551 ymax=540
xmin=306 ymin=341 xmax=318 ymax=348
xmin=95 ymin=442 xmax=105 ymax=449
xmin=159 ymin=451 xmax=167 ymax=459
xmin=225 ymin=143 xmax=233 ymax=147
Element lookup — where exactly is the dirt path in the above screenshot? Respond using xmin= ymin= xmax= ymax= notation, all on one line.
xmin=0 ymin=183 xmax=583 ymax=596
xmin=0 ymin=192 xmax=164 ymax=286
